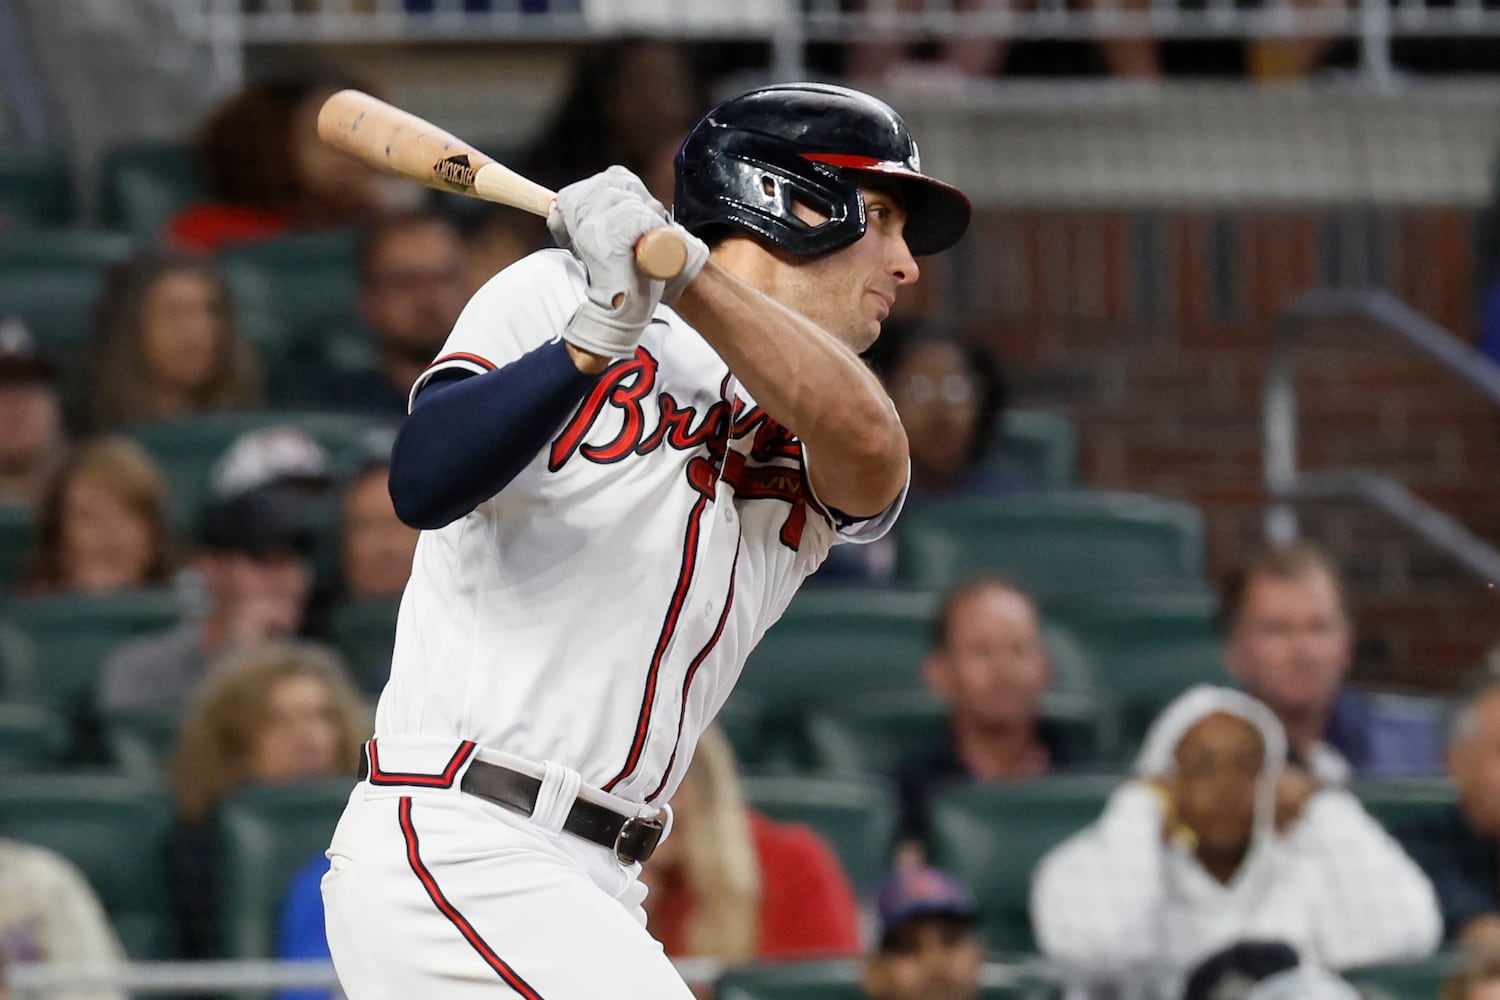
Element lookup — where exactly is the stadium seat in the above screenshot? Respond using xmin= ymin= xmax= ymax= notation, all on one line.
xmin=124 ymin=409 xmax=395 ymax=537
xmin=216 ymin=777 xmax=354 ymax=959
xmin=100 ymin=710 xmax=181 ymax=783
xmin=0 ymin=701 xmax=70 ymax=772
xmin=926 ymin=776 xmax=1117 ymax=953
xmin=326 ymin=595 xmax=401 ymax=696
xmin=97 ymin=141 xmax=205 ymax=239
xmin=803 ymin=689 xmax=1110 ymax=779
xmin=895 ymin=492 xmax=1207 ymax=600
xmin=1345 ymin=952 xmax=1465 ymax=1000
xmin=0 ymin=502 xmax=33 ymax=593
xmin=0 ymin=152 xmax=73 ymax=228
xmin=714 ymin=959 xmax=1060 ymax=1000
xmin=0 ymin=774 xmax=176 ymax=958
xmin=0 ymin=230 xmax=135 ymax=354
xmin=219 ymin=230 xmax=361 ymax=362
xmin=1044 ymin=590 xmax=1224 ymax=751
xmin=1354 ymin=777 xmax=1458 ymax=837
xmin=0 ymin=589 xmax=188 ymax=719
xmin=738 ymin=588 xmax=936 ymax=716
xmin=740 ymin=774 xmax=898 ymax=892
xmin=989 ymin=409 xmax=1077 ymax=491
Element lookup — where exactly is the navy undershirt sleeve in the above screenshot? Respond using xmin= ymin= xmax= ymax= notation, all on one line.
xmin=388 ymin=339 xmax=601 ymax=530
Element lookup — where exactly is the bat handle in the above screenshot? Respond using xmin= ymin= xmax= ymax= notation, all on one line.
xmin=634 ymin=229 xmax=688 ymax=281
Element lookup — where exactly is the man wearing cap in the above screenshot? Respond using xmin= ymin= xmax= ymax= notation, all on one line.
xmin=862 ymin=866 xmax=984 ymax=1000
xmin=95 ymin=426 xmax=330 ymax=715
xmin=0 ymin=317 xmax=66 ymax=511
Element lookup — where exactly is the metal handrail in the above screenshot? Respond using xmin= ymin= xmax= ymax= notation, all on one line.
xmin=1263 ymin=288 xmax=1500 ymax=584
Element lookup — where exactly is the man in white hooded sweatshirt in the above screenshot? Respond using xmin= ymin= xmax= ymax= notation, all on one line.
xmin=1029 ymin=686 xmax=1440 ymax=997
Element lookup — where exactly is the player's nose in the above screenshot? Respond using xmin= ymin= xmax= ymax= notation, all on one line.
xmin=890 ymin=235 xmax=920 ymax=286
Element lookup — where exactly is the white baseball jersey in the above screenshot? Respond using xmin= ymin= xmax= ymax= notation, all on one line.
xmin=374 ymin=248 xmax=904 ymax=805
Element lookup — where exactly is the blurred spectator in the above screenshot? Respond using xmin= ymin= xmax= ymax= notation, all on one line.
xmin=339 ymin=456 xmax=417 ymax=599
xmin=276 ymin=853 xmax=339 ymax=1000
xmin=1403 ymin=680 xmax=1500 ymax=949
xmin=1181 ymin=941 xmax=1361 ymax=1000
xmin=170 ymin=641 xmax=367 ymax=960
xmin=1445 ymin=948 xmax=1500 ymax=1000
xmin=861 ymin=865 xmax=983 ymax=1000
xmin=96 ymin=426 xmax=332 ymax=714
xmin=286 ymin=211 xmax=466 ymax=417
xmin=523 ymin=38 xmax=705 ymax=204
xmin=455 ymin=206 xmax=550 ymax=300
xmin=0 ymin=836 xmax=126 ymax=1000
xmin=1222 ymin=541 xmax=1442 ymax=783
xmin=820 ymin=326 xmax=1014 ymax=585
xmin=165 ymin=75 xmax=402 ymax=251
xmin=1030 ymin=686 xmax=1440 ymax=994
xmin=640 ymin=726 xmax=861 ymax=969
xmin=0 ymin=317 xmax=65 ymax=510
xmin=894 ymin=575 xmax=1088 ymax=855
xmin=18 ymin=437 xmax=175 ymax=596
xmin=84 ymin=251 xmax=262 ymax=433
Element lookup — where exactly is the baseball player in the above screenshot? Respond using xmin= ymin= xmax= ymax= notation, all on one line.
xmin=321 ymin=83 xmax=971 ymax=999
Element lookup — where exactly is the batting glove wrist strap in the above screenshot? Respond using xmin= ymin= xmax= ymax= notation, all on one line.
xmin=549 ymin=166 xmax=669 ymax=359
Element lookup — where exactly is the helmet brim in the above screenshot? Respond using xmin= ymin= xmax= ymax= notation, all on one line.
xmin=832 ymin=161 xmax=972 ymax=257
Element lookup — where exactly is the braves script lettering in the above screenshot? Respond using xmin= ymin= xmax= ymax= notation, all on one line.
xmin=548 ymin=347 xmax=812 ymax=548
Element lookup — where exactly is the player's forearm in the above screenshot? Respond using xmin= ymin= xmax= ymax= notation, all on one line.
xmin=674 ymin=260 xmax=908 ymax=517
xmin=389 ymin=340 xmax=601 ymax=529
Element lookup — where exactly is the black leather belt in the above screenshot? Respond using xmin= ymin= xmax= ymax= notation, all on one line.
xmin=358 ymin=753 xmax=664 ymax=865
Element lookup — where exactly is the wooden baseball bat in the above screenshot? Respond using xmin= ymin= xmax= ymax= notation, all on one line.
xmin=316 ymin=89 xmax=687 ymax=280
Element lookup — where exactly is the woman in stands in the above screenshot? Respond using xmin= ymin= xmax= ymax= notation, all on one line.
xmin=638 ymin=727 xmax=862 ymax=982
xmin=164 ymin=74 xmax=401 ymax=252
xmin=18 ymin=436 xmax=175 ymax=596
xmin=169 ymin=642 xmax=367 ymax=959
xmin=84 ymin=250 xmax=262 ymax=432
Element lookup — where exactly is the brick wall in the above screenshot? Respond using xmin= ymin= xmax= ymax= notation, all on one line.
xmin=918 ymin=207 xmax=1500 ymax=691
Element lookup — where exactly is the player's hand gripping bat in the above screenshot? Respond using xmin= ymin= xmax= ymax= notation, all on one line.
xmin=316 ymin=89 xmax=688 ymax=280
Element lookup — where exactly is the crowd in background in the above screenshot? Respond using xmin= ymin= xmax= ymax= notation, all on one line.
xmin=1 ymin=29 xmax=1500 ymax=1000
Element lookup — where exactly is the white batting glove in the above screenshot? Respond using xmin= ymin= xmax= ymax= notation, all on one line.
xmin=549 ymin=167 xmax=669 ymax=359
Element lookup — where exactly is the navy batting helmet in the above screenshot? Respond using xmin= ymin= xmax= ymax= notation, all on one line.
xmin=673 ymin=83 xmax=971 ymax=258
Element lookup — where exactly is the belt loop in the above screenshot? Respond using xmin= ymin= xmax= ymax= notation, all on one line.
xmin=531 ymin=760 xmax=582 ymax=834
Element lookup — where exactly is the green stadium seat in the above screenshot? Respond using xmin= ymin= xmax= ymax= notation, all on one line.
xmin=739 ymin=588 xmax=935 ymax=716
xmin=895 ymin=492 xmax=1207 ymax=599
xmin=0 ymin=152 xmax=73 ymax=228
xmin=98 ymin=141 xmax=205 ymax=239
xmin=0 ymin=230 xmax=135 ymax=353
xmin=219 ymin=230 xmax=361 ymax=362
xmin=803 ymin=690 xmax=1109 ymax=779
xmin=0 ymin=774 xmax=176 ymax=958
xmin=1045 ymin=591 xmax=1224 ymax=751
xmin=926 ymin=776 xmax=1117 ymax=953
xmin=989 ymin=410 xmax=1077 ymax=491
xmin=1353 ymin=777 xmax=1457 ymax=836
xmin=0 ymin=701 xmax=70 ymax=772
xmin=740 ymin=774 xmax=898 ymax=893
xmin=124 ymin=409 xmax=395 ymax=537
xmin=100 ymin=710 xmax=181 ymax=783
xmin=326 ymin=595 xmax=400 ymax=696
xmin=216 ymin=778 xmax=353 ymax=959
xmin=0 ymin=589 xmax=188 ymax=718
xmin=714 ymin=959 xmax=1059 ymax=1000
xmin=1345 ymin=952 xmax=1465 ymax=1000
xmin=0 ymin=503 xmax=33 ymax=593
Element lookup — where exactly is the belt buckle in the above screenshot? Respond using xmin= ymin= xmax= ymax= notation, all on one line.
xmin=614 ymin=814 xmax=665 ymax=865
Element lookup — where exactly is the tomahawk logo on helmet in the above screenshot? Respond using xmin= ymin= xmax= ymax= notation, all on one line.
xmin=673 ymin=82 xmax=972 ymax=259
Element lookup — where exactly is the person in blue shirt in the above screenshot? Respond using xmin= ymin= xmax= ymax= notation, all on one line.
xmin=1221 ymin=541 xmax=1444 ymax=784
xmin=1402 ymin=680 xmax=1500 ymax=950
xmin=276 ymin=854 xmax=334 ymax=1000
